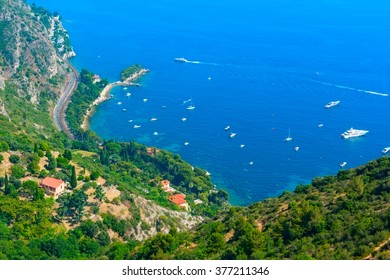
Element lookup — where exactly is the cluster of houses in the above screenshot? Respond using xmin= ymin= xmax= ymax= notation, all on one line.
xmin=36 ymin=176 xmax=199 ymax=213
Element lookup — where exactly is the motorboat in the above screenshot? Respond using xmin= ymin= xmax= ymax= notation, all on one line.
xmin=340 ymin=162 xmax=347 ymax=168
xmin=325 ymin=100 xmax=340 ymax=108
xmin=382 ymin=147 xmax=390 ymax=154
xmin=174 ymin=57 xmax=189 ymax=63
xmin=229 ymin=132 xmax=236 ymax=138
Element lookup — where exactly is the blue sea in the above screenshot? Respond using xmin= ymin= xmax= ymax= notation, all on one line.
xmin=31 ymin=0 xmax=390 ymax=205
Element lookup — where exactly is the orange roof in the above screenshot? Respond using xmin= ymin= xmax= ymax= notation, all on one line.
xmin=41 ymin=177 xmax=64 ymax=189
xmin=169 ymin=194 xmax=186 ymax=205
xmin=161 ymin=179 xmax=170 ymax=187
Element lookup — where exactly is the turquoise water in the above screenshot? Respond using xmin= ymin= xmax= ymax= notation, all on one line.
xmin=31 ymin=0 xmax=390 ymax=205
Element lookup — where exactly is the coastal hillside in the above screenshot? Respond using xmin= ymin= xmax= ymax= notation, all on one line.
xmin=0 ymin=0 xmax=388 ymax=260
xmin=0 ymin=0 xmax=74 ymax=147
xmin=133 ymin=157 xmax=390 ymax=260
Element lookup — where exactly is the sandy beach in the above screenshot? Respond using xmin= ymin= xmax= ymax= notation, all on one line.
xmin=80 ymin=68 xmax=149 ymax=130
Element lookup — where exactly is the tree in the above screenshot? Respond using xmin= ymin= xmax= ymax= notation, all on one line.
xmin=0 ymin=154 xmax=3 ymax=164
xmin=94 ymin=185 xmax=105 ymax=202
xmin=11 ymin=165 xmax=25 ymax=179
xmin=70 ymin=165 xmax=77 ymax=189
xmin=46 ymin=152 xmax=57 ymax=170
xmin=63 ymin=149 xmax=72 ymax=160
xmin=9 ymin=155 xmax=20 ymax=164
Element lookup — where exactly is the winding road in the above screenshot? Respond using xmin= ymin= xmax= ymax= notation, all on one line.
xmin=53 ymin=60 xmax=79 ymax=139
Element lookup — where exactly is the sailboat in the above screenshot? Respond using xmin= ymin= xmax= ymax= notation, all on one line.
xmin=285 ymin=128 xmax=292 ymax=142
xmin=186 ymin=97 xmax=195 ymax=110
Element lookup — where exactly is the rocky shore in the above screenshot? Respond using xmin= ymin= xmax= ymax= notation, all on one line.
xmin=80 ymin=68 xmax=149 ymax=130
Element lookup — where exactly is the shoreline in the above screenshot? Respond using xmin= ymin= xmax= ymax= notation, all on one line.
xmin=80 ymin=68 xmax=149 ymax=131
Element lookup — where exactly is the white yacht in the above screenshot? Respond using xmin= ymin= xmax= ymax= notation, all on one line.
xmin=133 ymin=125 xmax=141 ymax=129
xmin=143 ymin=98 xmax=148 ymax=102
xmin=224 ymin=126 xmax=230 ymax=131
xmin=294 ymin=146 xmax=299 ymax=151
xmin=285 ymin=129 xmax=292 ymax=142
xmin=150 ymin=118 xmax=157 ymax=121
xmin=126 ymin=92 xmax=131 ymax=97
xmin=181 ymin=117 xmax=187 ymax=122
xmin=341 ymin=128 xmax=369 ymax=139
xmin=117 ymin=102 xmax=122 ymax=105
xmin=174 ymin=57 xmax=189 ymax=63
xmin=325 ymin=100 xmax=340 ymax=108
xmin=186 ymin=105 xmax=195 ymax=110
xmin=122 ymin=109 xmax=127 ymax=112
xmin=382 ymin=147 xmax=390 ymax=154
xmin=128 ymin=119 xmax=133 ymax=123
xmin=249 ymin=161 xmax=254 ymax=165
xmin=229 ymin=132 xmax=236 ymax=138
xmin=153 ymin=132 xmax=159 ymax=136
xmin=318 ymin=124 xmax=324 ymax=128
xmin=240 ymin=144 xmax=245 ymax=148
xmin=184 ymin=142 xmax=189 ymax=146
xmin=340 ymin=162 xmax=347 ymax=168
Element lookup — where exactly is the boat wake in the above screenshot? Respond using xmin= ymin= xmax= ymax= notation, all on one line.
xmin=313 ymin=80 xmax=388 ymax=97
xmin=174 ymin=57 xmax=219 ymax=66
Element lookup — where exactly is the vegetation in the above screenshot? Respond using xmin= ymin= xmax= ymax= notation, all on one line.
xmin=65 ymin=69 xmax=108 ymax=140
xmin=120 ymin=64 xmax=143 ymax=81
xmin=0 ymin=0 xmax=388 ymax=261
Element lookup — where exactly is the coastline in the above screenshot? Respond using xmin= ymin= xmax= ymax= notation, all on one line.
xmin=80 ymin=68 xmax=149 ymax=131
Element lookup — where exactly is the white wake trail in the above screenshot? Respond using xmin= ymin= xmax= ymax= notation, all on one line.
xmin=315 ymin=81 xmax=388 ymax=97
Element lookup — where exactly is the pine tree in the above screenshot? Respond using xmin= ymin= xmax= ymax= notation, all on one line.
xmin=4 ymin=174 xmax=9 ymax=194
xmin=70 ymin=165 xmax=77 ymax=189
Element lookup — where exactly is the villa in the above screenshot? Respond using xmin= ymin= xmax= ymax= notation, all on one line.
xmin=40 ymin=177 xmax=66 ymax=199
xmin=169 ymin=193 xmax=189 ymax=211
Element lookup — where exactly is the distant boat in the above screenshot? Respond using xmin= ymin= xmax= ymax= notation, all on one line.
xmin=133 ymin=125 xmax=141 ymax=129
xmin=224 ymin=126 xmax=230 ymax=131
xmin=285 ymin=129 xmax=292 ymax=142
xmin=153 ymin=132 xmax=158 ymax=136
xmin=181 ymin=117 xmax=187 ymax=122
xmin=294 ymin=146 xmax=299 ymax=151
xmin=150 ymin=118 xmax=157 ymax=121
xmin=117 ymin=102 xmax=122 ymax=105
xmin=340 ymin=161 xmax=347 ymax=168
xmin=128 ymin=119 xmax=133 ymax=123
xmin=229 ymin=132 xmax=236 ymax=138
xmin=123 ymin=87 xmax=127 ymax=90
xmin=184 ymin=142 xmax=189 ymax=146
xmin=318 ymin=124 xmax=324 ymax=128
xmin=205 ymin=171 xmax=211 ymax=176
xmin=143 ymin=98 xmax=148 ymax=102
xmin=325 ymin=100 xmax=340 ymax=108
xmin=126 ymin=92 xmax=131 ymax=97
xmin=122 ymin=109 xmax=127 ymax=112
xmin=249 ymin=161 xmax=254 ymax=165
xmin=174 ymin=57 xmax=189 ymax=63
xmin=240 ymin=144 xmax=245 ymax=148
xmin=186 ymin=105 xmax=195 ymax=110
xmin=382 ymin=147 xmax=390 ymax=154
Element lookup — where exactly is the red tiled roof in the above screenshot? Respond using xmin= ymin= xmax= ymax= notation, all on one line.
xmin=161 ymin=180 xmax=170 ymax=187
xmin=41 ymin=177 xmax=64 ymax=189
xmin=169 ymin=194 xmax=186 ymax=205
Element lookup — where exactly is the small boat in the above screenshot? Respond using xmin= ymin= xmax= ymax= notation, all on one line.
xmin=181 ymin=117 xmax=187 ymax=122
xmin=123 ymin=87 xmax=127 ymax=90
xmin=153 ymin=132 xmax=158 ymax=136
xmin=240 ymin=144 xmax=245 ymax=148
xmin=318 ymin=124 xmax=324 ymax=128
xmin=126 ymin=92 xmax=131 ymax=97
xmin=249 ymin=161 xmax=254 ymax=165
xmin=174 ymin=57 xmax=189 ymax=63
xmin=150 ymin=118 xmax=157 ymax=121
xmin=294 ymin=146 xmax=299 ymax=151
xmin=117 ymin=102 xmax=122 ymax=105
xmin=186 ymin=105 xmax=195 ymax=110
xmin=133 ymin=125 xmax=141 ymax=129
xmin=224 ymin=126 xmax=230 ymax=131
xmin=143 ymin=98 xmax=148 ymax=102
xmin=184 ymin=142 xmax=189 ymax=146
xmin=325 ymin=100 xmax=340 ymax=108
xmin=285 ymin=128 xmax=292 ymax=142
xmin=340 ymin=162 xmax=347 ymax=168
xmin=122 ymin=109 xmax=127 ymax=112
xmin=205 ymin=171 xmax=211 ymax=176
xmin=229 ymin=132 xmax=236 ymax=138
xmin=128 ymin=119 xmax=133 ymax=123
xmin=208 ymin=77 xmax=212 ymax=80
xmin=382 ymin=147 xmax=390 ymax=154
